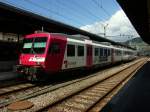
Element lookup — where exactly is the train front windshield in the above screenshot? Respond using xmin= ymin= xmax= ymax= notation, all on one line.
xmin=22 ymin=37 xmax=47 ymax=54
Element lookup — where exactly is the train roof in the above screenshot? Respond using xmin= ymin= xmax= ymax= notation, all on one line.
xmin=28 ymin=32 xmax=136 ymax=51
xmin=49 ymin=33 xmax=90 ymax=41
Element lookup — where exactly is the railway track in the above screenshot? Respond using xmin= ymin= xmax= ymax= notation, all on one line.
xmin=88 ymin=61 xmax=144 ymax=112
xmin=0 ymin=83 xmax=35 ymax=96
xmin=0 ymin=58 xmax=147 ymax=111
xmin=0 ymin=62 xmax=128 ymax=109
xmin=46 ymin=58 xmax=147 ymax=112
xmin=0 ymin=80 xmax=25 ymax=88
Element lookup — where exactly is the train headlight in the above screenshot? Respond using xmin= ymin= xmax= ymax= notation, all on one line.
xmin=19 ymin=60 xmax=22 ymax=64
xmin=36 ymin=61 xmax=40 ymax=65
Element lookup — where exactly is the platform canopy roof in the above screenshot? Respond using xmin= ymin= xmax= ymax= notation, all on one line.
xmin=0 ymin=2 xmax=134 ymax=49
xmin=117 ymin=0 xmax=150 ymax=44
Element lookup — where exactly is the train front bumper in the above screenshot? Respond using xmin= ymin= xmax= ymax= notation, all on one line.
xmin=15 ymin=65 xmax=42 ymax=75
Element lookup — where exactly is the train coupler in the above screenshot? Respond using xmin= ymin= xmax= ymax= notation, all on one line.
xmin=15 ymin=65 xmax=24 ymax=73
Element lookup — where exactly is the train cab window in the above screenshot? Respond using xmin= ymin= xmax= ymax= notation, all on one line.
xmin=95 ymin=48 xmax=98 ymax=56
xmin=100 ymin=48 xmax=103 ymax=56
xmin=67 ymin=44 xmax=75 ymax=56
xmin=33 ymin=37 xmax=47 ymax=54
xmin=77 ymin=46 xmax=84 ymax=56
xmin=49 ymin=42 xmax=60 ymax=54
xmin=22 ymin=37 xmax=47 ymax=54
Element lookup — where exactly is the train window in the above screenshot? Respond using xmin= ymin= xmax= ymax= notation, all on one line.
xmin=116 ymin=50 xmax=118 ymax=55
xmin=49 ymin=42 xmax=60 ymax=54
xmin=78 ymin=46 xmax=84 ymax=56
xmin=22 ymin=38 xmax=33 ymax=53
xmin=104 ymin=49 xmax=107 ymax=56
xmin=100 ymin=48 xmax=103 ymax=56
xmin=67 ymin=44 xmax=75 ymax=56
xmin=95 ymin=48 xmax=98 ymax=56
xmin=117 ymin=50 xmax=121 ymax=56
xmin=23 ymin=43 xmax=32 ymax=49
xmin=108 ymin=49 xmax=110 ymax=56
xmin=115 ymin=50 xmax=117 ymax=54
xmin=116 ymin=50 xmax=119 ymax=56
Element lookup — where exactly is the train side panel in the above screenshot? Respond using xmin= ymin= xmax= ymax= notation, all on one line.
xmin=113 ymin=49 xmax=122 ymax=62
xmin=92 ymin=44 xmax=112 ymax=66
xmin=61 ymin=38 xmax=86 ymax=70
xmin=45 ymin=34 xmax=67 ymax=73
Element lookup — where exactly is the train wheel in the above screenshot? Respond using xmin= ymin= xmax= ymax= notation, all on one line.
xmin=31 ymin=74 xmax=38 ymax=81
xmin=27 ymin=74 xmax=44 ymax=82
xmin=27 ymin=75 xmax=32 ymax=81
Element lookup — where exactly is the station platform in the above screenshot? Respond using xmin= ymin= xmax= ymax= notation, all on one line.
xmin=102 ymin=60 xmax=150 ymax=112
xmin=0 ymin=71 xmax=21 ymax=88
xmin=0 ymin=60 xmax=17 ymax=72
xmin=0 ymin=71 xmax=19 ymax=81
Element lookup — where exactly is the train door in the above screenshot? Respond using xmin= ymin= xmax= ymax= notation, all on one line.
xmin=46 ymin=36 xmax=67 ymax=72
xmin=86 ymin=44 xmax=93 ymax=67
xmin=65 ymin=44 xmax=76 ymax=69
xmin=111 ymin=48 xmax=115 ymax=63
xmin=76 ymin=45 xmax=85 ymax=67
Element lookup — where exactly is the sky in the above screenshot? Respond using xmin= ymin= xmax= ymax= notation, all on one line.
xmin=0 ymin=0 xmax=139 ymax=42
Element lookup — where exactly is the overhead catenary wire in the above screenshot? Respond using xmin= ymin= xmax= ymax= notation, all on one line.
xmin=26 ymin=0 xmax=85 ymax=26
xmin=0 ymin=0 xmax=139 ymax=44
xmin=25 ymin=0 xmax=85 ymax=26
xmin=2 ymin=0 xmax=110 ymax=27
xmin=1 ymin=0 xmax=85 ymax=27
xmin=68 ymin=0 xmax=104 ymax=21
xmin=92 ymin=0 xmax=111 ymax=17
xmin=46 ymin=0 xmax=97 ymax=25
xmin=25 ymin=0 xmax=109 ymax=27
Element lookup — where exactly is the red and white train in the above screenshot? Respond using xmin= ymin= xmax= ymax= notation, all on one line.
xmin=16 ymin=32 xmax=136 ymax=81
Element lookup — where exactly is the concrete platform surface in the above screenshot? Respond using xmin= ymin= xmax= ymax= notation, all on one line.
xmin=0 ymin=61 xmax=17 ymax=72
xmin=102 ymin=61 xmax=150 ymax=112
xmin=0 ymin=71 xmax=19 ymax=81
